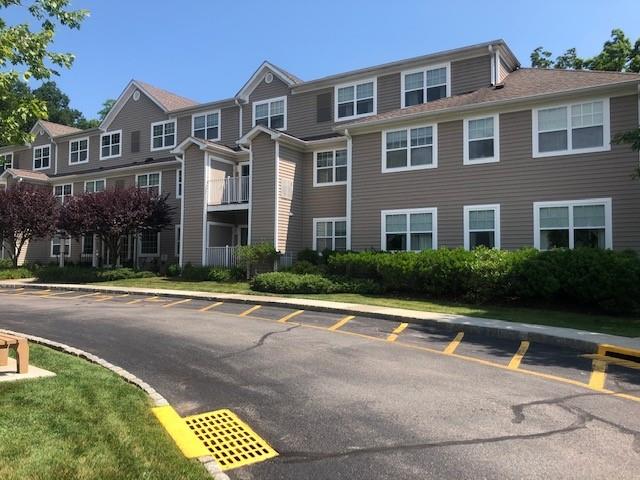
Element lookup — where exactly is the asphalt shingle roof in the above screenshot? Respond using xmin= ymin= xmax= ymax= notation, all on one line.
xmin=135 ymin=80 xmax=198 ymax=111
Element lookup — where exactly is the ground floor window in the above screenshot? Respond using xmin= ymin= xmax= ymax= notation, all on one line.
xmin=81 ymin=235 xmax=94 ymax=255
xmin=464 ymin=204 xmax=500 ymax=250
xmin=381 ymin=208 xmax=436 ymax=251
xmin=534 ymin=198 xmax=612 ymax=250
xmin=51 ymin=236 xmax=71 ymax=257
xmin=139 ymin=230 xmax=160 ymax=256
xmin=313 ymin=218 xmax=347 ymax=251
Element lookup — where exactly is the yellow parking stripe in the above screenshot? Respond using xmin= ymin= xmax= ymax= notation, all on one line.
xmin=386 ymin=322 xmax=409 ymax=342
xmin=19 ymin=289 xmax=50 ymax=296
xmin=163 ymin=299 xmax=192 ymax=309
xmin=239 ymin=305 xmax=261 ymax=317
xmin=115 ymin=293 xmax=130 ymax=298
xmin=144 ymin=296 xmax=161 ymax=302
xmin=588 ymin=359 xmax=607 ymax=390
xmin=329 ymin=315 xmax=355 ymax=331
xmin=42 ymin=291 xmax=74 ymax=297
xmin=277 ymin=309 xmax=305 ymax=323
xmin=508 ymin=341 xmax=530 ymax=370
xmin=126 ymin=298 xmax=144 ymax=305
xmin=68 ymin=292 xmax=101 ymax=300
xmin=199 ymin=302 xmax=223 ymax=312
xmin=444 ymin=332 xmax=464 ymax=354
xmin=94 ymin=296 xmax=113 ymax=303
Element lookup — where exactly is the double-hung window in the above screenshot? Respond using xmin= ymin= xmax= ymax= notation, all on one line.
xmin=381 ymin=208 xmax=437 ymax=251
xmin=464 ymin=205 xmax=500 ymax=250
xmin=137 ymin=172 xmax=161 ymax=195
xmin=85 ymin=179 xmax=106 ymax=193
xmin=402 ymin=64 xmax=450 ymax=107
xmin=0 ymin=152 xmax=13 ymax=170
xmin=534 ymin=198 xmax=612 ymax=250
xmin=82 ymin=235 xmax=94 ymax=256
xmin=176 ymin=169 xmax=183 ymax=198
xmin=464 ymin=115 xmax=499 ymax=164
xmin=533 ymin=99 xmax=610 ymax=157
xmin=51 ymin=236 xmax=71 ymax=257
xmin=33 ymin=145 xmax=51 ymax=170
xmin=69 ymin=138 xmax=89 ymax=164
xmin=53 ymin=184 xmax=72 ymax=204
xmin=313 ymin=218 xmax=347 ymax=251
xmin=335 ymin=79 xmax=376 ymax=121
xmin=383 ymin=125 xmax=437 ymax=172
xmin=151 ymin=120 xmax=176 ymax=151
xmin=139 ymin=230 xmax=160 ymax=256
xmin=100 ymin=131 xmax=121 ymax=160
xmin=314 ymin=149 xmax=347 ymax=186
xmin=192 ymin=111 xmax=220 ymax=141
xmin=253 ymin=97 xmax=286 ymax=129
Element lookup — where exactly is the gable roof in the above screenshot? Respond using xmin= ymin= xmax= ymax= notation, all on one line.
xmin=0 ymin=168 xmax=50 ymax=183
xmin=338 ymin=68 xmax=640 ymax=130
xmin=30 ymin=120 xmax=82 ymax=139
xmin=235 ymin=61 xmax=303 ymax=100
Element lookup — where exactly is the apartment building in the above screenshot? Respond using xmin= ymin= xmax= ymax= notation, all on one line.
xmin=1 ymin=39 xmax=639 ymax=268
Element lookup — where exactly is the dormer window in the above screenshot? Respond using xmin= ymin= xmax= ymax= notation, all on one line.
xmin=253 ymin=97 xmax=286 ymax=130
xmin=192 ymin=111 xmax=220 ymax=141
xmin=33 ymin=144 xmax=51 ymax=170
xmin=335 ymin=79 xmax=376 ymax=121
xmin=402 ymin=64 xmax=450 ymax=108
xmin=69 ymin=138 xmax=89 ymax=164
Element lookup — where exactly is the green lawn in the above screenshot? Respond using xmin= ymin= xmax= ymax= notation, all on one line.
xmin=102 ymin=277 xmax=640 ymax=337
xmin=0 ymin=344 xmax=210 ymax=480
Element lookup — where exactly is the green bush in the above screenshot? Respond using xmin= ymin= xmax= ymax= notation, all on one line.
xmin=236 ymin=243 xmax=278 ymax=277
xmin=289 ymin=260 xmax=325 ymax=275
xmin=251 ymin=272 xmax=382 ymax=295
xmin=0 ymin=258 xmax=14 ymax=269
xmin=167 ymin=264 xmax=181 ymax=277
xmin=179 ymin=263 xmax=245 ymax=283
xmin=35 ymin=266 xmax=156 ymax=284
xmin=0 ymin=267 xmax=33 ymax=280
xmin=297 ymin=249 xmax=321 ymax=265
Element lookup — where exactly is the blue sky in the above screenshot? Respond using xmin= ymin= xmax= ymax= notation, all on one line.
xmin=5 ymin=0 xmax=640 ymax=118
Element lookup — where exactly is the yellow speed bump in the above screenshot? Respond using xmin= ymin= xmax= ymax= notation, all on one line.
xmin=152 ymin=406 xmax=209 ymax=458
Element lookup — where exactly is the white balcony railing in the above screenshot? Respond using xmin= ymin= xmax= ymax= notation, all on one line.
xmin=209 ymin=175 xmax=250 ymax=206
xmin=206 ymin=246 xmax=239 ymax=267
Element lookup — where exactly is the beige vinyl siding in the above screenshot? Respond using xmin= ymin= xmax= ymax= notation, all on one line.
xmin=30 ymin=130 xmax=55 ymax=173
xmin=242 ymin=72 xmax=290 ymax=135
xmin=301 ymin=151 xmax=347 ymax=249
xmin=351 ymin=94 xmax=640 ymax=251
xmin=176 ymin=105 xmax=240 ymax=148
xmin=498 ymin=57 xmax=510 ymax=83
xmin=2 ymin=148 xmax=28 ymax=170
xmin=451 ymin=55 xmax=492 ymax=95
xmin=249 ymin=133 xmax=276 ymax=244
xmin=181 ymin=145 xmax=207 ymax=265
xmin=56 ymin=133 xmax=101 ymax=175
xmin=278 ymin=146 xmax=303 ymax=253
xmin=378 ymin=73 xmax=401 ymax=114
xmin=287 ymin=87 xmax=334 ymax=139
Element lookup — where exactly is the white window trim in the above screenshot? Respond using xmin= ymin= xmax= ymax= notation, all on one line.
xmin=53 ymin=183 xmax=73 ymax=202
xmin=400 ymin=62 xmax=451 ymax=108
xmin=313 ymin=149 xmax=348 ymax=187
xmin=33 ymin=144 xmax=52 ymax=170
xmin=138 ymin=231 xmax=161 ymax=257
xmin=252 ymin=96 xmax=288 ymax=130
xmin=135 ymin=172 xmax=162 ymax=195
xmin=150 ymin=119 xmax=177 ymax=152
xmin=176 ymin=168 xmax=183 ymax=199
xmin=99 ymin=130 xmax=122 ymax=160
xmin=532 ymin=98 xmax=611 ymax=158
xmin=463 ymin=114 xmax=500 ymax=165
xmin=380 ymin=207 xmax=438 ymax=251
xmin=84 ymin=178 xmax=106 ymax=193
xmin=312 ymin=217 xmax=348 ymax=251
xmin=50 ymin=236 xmax=71 ymax=258
xmin=463 ymin=204 xmax=501 ymax=250
xmin=68 ymin=137 xmax=90 ymax=165
xmin=381 ymin=123 xmax=438 ymax=173
xmin=533 ymin=198 xmax=612 ymax=250
xmin=191 ymin=110 xmax=221 ymax=141
xmin=334 ymin=77 xmax=377 ymax=122
xmin=81 ymin=235 xmax=95 ymax=256
xmin=1 ymin=152 xmax=14 ymax=169
xmin=175 ymin=224 xmax=181 ymax=257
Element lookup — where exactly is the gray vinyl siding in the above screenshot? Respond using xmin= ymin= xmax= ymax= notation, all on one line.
xmin=351 ymin=94 xmax=640 ymax=251
xmin=301 ymin=151 xmax=347 ymax=249
xmin=249 ymin=133 xmax=276 ymax=244
xmin=278 ymin=145 xmax=303 ymax=253
xmin=242 ymin=72 xmax=290 ymax=135
xmin=56 ymin=133 xmax=101 ymax=175
xmin=2 ymin=148 xmax=28 ymax=170
xmin=378 ymin=73 xmax=401 ymax=114
xmin=287 ymin=87 xmax=334 ymax=139
xmin=176 ymin=105 xmax=240 ymax=148
xmin=182 ymin=144 xmax=206 ymax=265
xmin=451 ymin=55 xmax=492 ymax=95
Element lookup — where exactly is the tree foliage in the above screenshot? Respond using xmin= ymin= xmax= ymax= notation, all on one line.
xmin=0 ymin=182 xmax=59 ymax=267
xmin=98 ymin=99 xmax=116 ymax=121
xmin=0 ymin=0 xmax=89 ymax=146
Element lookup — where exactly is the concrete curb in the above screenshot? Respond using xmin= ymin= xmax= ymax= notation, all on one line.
xmin=0 ymin=327 xmax=230 ymax=480
xmin=2 ymin=280 xmax=639 ymax=353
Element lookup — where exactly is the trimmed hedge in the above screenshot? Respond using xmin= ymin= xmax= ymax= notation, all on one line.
xmin=251 ymin=272 xmax=381 ymax=295
xmin=0 ymin=267 xmax=33 ymax=280
xmin=170 ymin=264 xmax=245 ymax=282
xmin=35 ymin=266 xmax=156 ymax=284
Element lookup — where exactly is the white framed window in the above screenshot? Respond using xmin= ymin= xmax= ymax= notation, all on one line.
xmin=81 ymin=235 xmax=94 ymax=256
xmin=533 ymin=198 xmax=612 ymax=250
xmin=84 ymin=179 xmax=106 ymax=193
xmin=463 ymin=114 xmax=499 ymax=165
xmin=69 ymin=137 xmax=89 ymax=164
xmin=335 ymin=78 xmax=376 ymax=121
xmin=151 ymin=120 xmax=177 ymax=151
xmin=381 ymin=208 xmax=437 ymax=251
xmin=175 ymin=225 xmax=181 ymax=257
xmin=313 ymin=149 xmax=347 ymax=186
xmin=53 ymin=183 xmax=73 ymax=204
xmin=313 ymin=217 xmax=348 ymax=251
xmin=33 ymin=144 xmax=51 ymax=170
xmin=136 ymin=172 xmax=161 ymax=195
xmin=176 ymin=169 xmax=183 ymax=198
xmin=533 ymin=99 xmax=610 ymax=157
xmin=51 ymin=236 xmax=71 ymax=257
xmin=401 ymin=63 xmax=450 ymax=108
xmin=192 ymin=110 xmax=220 ymax=141
xmin=382 ymin=124 xmax=437 ymax=172
xmin=0 ymin=152 xmax=13 ymax=170
xmin=139 ymin=230 xmax=160 ymax=257
xmin=100 ymin=130 xmax=122 ymax=160
xmin=253 ymin=96 xmax=287 ymax=130
xmin=464 ymin=204 xmax=501 ymax=250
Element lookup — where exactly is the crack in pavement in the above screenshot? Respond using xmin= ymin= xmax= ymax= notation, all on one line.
xmin=213 ymin=324 xmax=300 ymax=361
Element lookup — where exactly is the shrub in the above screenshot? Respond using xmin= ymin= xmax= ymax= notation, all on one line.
xmin=0 ymin=258 xmax=13 ymax=269
xmin=297 ymin=249 xmax=320 ymax=265
xmin=35 ymin=266 xmax=156 ymax=283
xmin=181 ymin=264 xmax=210 ymax=281
xmin=167 ymin=264 xmax=181 ymax=277
xmin=179 ymin=263 xmax=244 ymax=283
xmin=289 ymin=260 xmax=325 ymax=275
xmin=252 ymin=272 xmax=336 ymax=294
xmin=0 ymin=267 xmax=33 ymax=280
xmin=236 ymin=243 xmax=278 ymax=277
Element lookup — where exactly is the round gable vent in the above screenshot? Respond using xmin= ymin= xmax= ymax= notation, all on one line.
xmin=133 ymin=90 xmax=141 ymax=101
xmin=39 ymin=129 xmax=44 ymax=136
xmin=265 ymin=72 xmax=274 ymax=84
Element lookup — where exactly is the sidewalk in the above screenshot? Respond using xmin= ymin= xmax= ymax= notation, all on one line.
xmin=2 ymin=279 xmax=639 ymax=352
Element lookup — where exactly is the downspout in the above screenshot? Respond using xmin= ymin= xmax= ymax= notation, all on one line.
xmin=235 ymin=98 xmax=244 ymax=138
xmin=345 ymin=129 xmax=353 ymax=250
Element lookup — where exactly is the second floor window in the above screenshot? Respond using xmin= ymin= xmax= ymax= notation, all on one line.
xmin=100 ymin=131 xmax=121 ymax=160
xmin=151 ymin=120 xmax=176 ymax=150
xmin=193 ymin=111 xmax=220 ymax=140
xmin=402 ymin=65 xmax=449 ymax=107
xmin=0 ymin=152 xmax=13 ymax=170
xmin=314 ymin=149 xmax=347 ymax=186
xmin=336 ymin=80 xmax=375 ymax=121
xmin=33 ymin=145 xmax=51 ymax=170
xmin=383 ymin=125 xmax=436 ymax=172
xmin=85 ymin=179 xmax=106 ymax=193
xmin=137 ymin=172 xmax=161 ymax=195
xmin=464 ymin=115 xmax=499 ymax=165
xmin=54 ymin=184 xmax=72 ymax=203
xmin=253 ymin=97 xmax=286 ymax=129
xmin=69 ymin=138 xmax=89 ymax=164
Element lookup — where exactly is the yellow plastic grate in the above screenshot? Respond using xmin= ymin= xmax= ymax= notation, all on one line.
xmin=184 ymin=409 xmax=278 ymax=471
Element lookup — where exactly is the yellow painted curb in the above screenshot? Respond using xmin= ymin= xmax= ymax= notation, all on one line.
xmin=152 ymin=405 xmax=210 ymax=458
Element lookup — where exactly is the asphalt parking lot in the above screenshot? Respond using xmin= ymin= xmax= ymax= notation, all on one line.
xmin=1 ymin=286 xmax=639 ymax=479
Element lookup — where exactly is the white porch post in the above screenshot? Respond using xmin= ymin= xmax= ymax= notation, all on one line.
xmin=92 ymin=235 xmax=99 ymax=268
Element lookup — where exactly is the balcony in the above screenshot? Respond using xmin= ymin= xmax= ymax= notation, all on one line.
xmin=208 ymin=175 xmax=250 ymax=207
